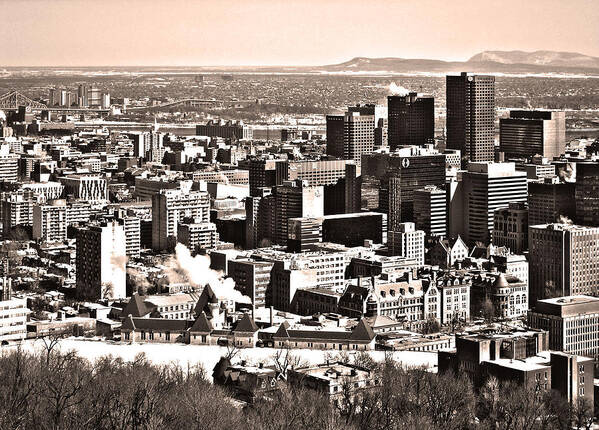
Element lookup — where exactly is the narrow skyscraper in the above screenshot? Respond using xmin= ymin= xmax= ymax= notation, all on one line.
xmin=446 ymin=72 xmax=495 ymax=163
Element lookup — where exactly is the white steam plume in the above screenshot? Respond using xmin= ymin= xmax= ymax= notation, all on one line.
xmin=559 ymin=215 xmax=573 ymax=225
xmin=388 ymin=82 xmax=410 ymax=97
xmin=0 ymin=110 xmax=6 ymax=122
xmin=165 ymin=243 xmax=251 ymax=304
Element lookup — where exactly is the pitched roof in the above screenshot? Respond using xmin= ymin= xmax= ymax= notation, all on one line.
xmin=189 ymin=311 xmax=213 ymax=332
xmin=121 ymin=293 xmax=151 ymax=317
xmin=274 ymin=321 xmax=290 ymax=338
xmin=350 ymin=319 xmax=376 ymax=341
xmin=194 ymin=285 xmax=219 ymax=317
xmin=233 ymin=313 xmax=258 ymax=333
xmin=364 ymin=315 xmax=399 ymax=328
xmin=122 ymin=317 xmax=189 ymax=332
xmin=122 ymin=314 xmax=136 ymax=330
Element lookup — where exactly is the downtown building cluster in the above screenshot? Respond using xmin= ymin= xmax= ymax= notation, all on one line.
xmin=1 ymin=71 xmax=599 ymax=411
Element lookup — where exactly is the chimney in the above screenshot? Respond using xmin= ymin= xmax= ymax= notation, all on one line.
xmin=269 ymin=306 xmax=274 ymax=326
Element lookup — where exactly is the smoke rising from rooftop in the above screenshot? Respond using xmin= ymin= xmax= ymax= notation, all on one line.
xmin=165 ymin=243 xmax=251 ymax=304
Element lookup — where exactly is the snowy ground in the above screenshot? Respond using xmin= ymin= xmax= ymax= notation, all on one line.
xmin=12 ymin=337 xmax=438 ymax=373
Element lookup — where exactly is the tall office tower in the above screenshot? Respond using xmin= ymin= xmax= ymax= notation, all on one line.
xmin=344 ymin=111 xmax=375 ymax=164
xmin=48 ymin=88 xmax=60 ymax=106
xmin=456 ymin=162 xmax=527 ymax=244
xmin=413 ymin=185 xmax=447 ymax=238
xmin=500 ymin=110 xmax=566 ymax=159
xmin=248 ymin=158 xmax=285 ymax=197
xmin=388 ymin=92 xmax=434 ymax=150
xmin=88 ymin=87 xmax=101 ymax=108
xmin=78 ymin=84 xmax=89 ymax=107
xmin=76 ymin=221 xmax=126 ymax=300
xmin=32 ymin=199 xmax=67 ymax=243
xmin=273 ymin=180 xmax=324 ymax=246
xmin=575 ymin=162 xmax=599 ymax=226
xmin=492 ymin=202 xmax=528 ymax=254
xmin=325 ymin=110 xmax=375 ymax=163
xmin=59 ymin=90 xmax=70 ymax=107
xmin=528 ymin=178 xmax=576 ymax=226
xmin=374 ymin=118 xmax=388 ymax=148
xmin=287 ymin=217 xmax=323 ymax=252
xmin=388 ymin=222 xmax=425 ymax=264
xmin=446 ymin=72 xmax=496 ymax=162
xmin=323 ymin=162 xmax=361 ymax=215
xmin=101 ymin=93 xmax=111 ymax=109
xmin=1 ymin=190 xmax=34 ymax=238
xmin=60 ymin=174 xmax=108 ymax=202
xmin=152 ymin=189 xmax=210 ymax=251
xmin=375 ymin=146 xmax=446 ymax=225
xmin=529 ymin=224 xmax=599 ymax=305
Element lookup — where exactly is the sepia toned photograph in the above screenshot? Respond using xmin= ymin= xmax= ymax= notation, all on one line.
xmin=0 ymin=0 xmax=598 ymax=428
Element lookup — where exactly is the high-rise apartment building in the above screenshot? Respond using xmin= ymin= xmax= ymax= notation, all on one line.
xmin=446 ymin=72 xmax=495 ymax=162
xmin=455 ymin=162 xmax=527 ymax=244
xmin=177 ymin=219 xmax=219 ymax=252
xmin=500 ymin=110 xmax=566 ymax=159
xmin=575 ymin=162 xmax=599 ymax=227
xmin=0 ymin=145 xmax=18 ymax=182
xmin=2 ymin=190 xmax=34 ymax=238
xmin=388 ymin=92 xmax=434 ymax=150
xmin=528 ymin=179 xmax=576 ymax=226
xmin=492 ymin=202 xmax=528 ymax=254
xmin=119 ymin=215 xmax=141 ymax=258
xmin=413 ymin=185 xmax=447 ymax=238
xmin=529 ymin=224 xmax=599 ymax=305
xmin=152 ymin=189 xmax=210 ymax=251
xmin=76 ymin=221 xmax=126 ymax=300
xmin=33 ymin=199 xmax=67 ymax=243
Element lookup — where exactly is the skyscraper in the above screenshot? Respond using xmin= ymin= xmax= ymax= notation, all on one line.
xmin=575 ymin=162 xmax=599 ymax=227
xmin=528 ymin=178 xmax=575 ymax=226
xmin=500 ymin=110 xmax=566 ymax=159
xmin=32 ymin=199 xmax=67 ymax=243
xmin=326 ymin=109 xmax=375 ymax=164
xmin=413 ymin=185 xmax=447 ymax=238
xmin=273 ymin=180 xmax=324 ymax=246
xmin=455 ymin=162 xmax=527 ymax=244
xmin=76 ymin=221 xmax=126 ymax=300
xmin=375 ymin=146 xmax=446 ymax=225
xmin=388 ymin=92 xmax=434 ymax=150
xmin=446 ymin=72 xmax=495 ymax=162
xmin=529 ymin=224 xmax=599 ymax=305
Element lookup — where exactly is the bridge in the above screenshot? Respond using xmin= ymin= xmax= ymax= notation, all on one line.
xmin=0 ymin=90 xmax=47 ymax=111
xmin=0 ymin=90 xmax=108 ymax=113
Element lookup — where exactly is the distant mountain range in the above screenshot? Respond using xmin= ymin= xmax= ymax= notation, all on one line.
xmin=315 ymin=50 xmax=599 ymax=74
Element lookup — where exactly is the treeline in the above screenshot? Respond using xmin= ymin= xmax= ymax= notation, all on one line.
xmin=0 ymin=347 xmax=594 ymax=430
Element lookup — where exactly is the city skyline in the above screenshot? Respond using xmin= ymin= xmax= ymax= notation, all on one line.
xmin=1 ymin=0 xmax=598 ymax=67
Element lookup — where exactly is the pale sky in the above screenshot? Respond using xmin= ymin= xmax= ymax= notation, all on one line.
xmin=1 ymin=0 xmax=598 ymax=66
